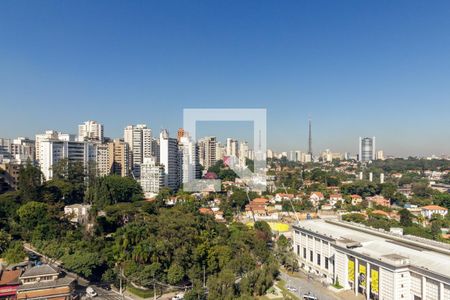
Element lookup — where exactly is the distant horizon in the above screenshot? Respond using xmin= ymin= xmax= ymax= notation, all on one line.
xmin=1 ymin=1 xmax=450 ymax=156
xmin=1 ymin=118 xmax=449 ymax=158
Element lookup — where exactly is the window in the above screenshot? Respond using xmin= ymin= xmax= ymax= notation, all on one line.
xmin=303 ymin=247 xmax=307 ymax=259
xmin=325 ymin=257 xmax=329 ymax=269
xmin=310 ymin=250 xmax=313 ymax=262
xmin=317 ymin=254 xmax=321 ymax=266
xmin=297 ymin=245 xmax=300 ymax=255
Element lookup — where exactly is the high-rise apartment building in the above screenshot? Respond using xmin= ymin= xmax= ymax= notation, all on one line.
xmin=226 ymin=138 xmax=238 ymax=157
xmin=179 ymin=135 xmax=198 ymax=185
xmin=177 ymin=128 xmax=185 ymax=142
xmin=107 ymin=139 xmax=130 ymax=177
xmin=198 ymin=136 xmax=216 ymax=170
xmin=95 ymin=143 xmax=110 ymax=177
xmin=159 ymin=129 xmax=180 ymax=190
xmin=140 ymin=157 xmax=164 ymax=196
xmin=78 ymin=120 xmax=104 ymax=142
xmin=239 ymin=141 xmax=249 ymax=167
xmin=39 ymin=140 xmax=96 ymax=180
xmin=124 ymin=124 xmax=152 ymax=178
xmin=0 ymin=137 xmax=35 ymax=163
xmin=359 ymin=137 xmax=376 ymax=162
xmin=215 ymin=142 xmax=225 ymax=161
xmin=35 ymin=131 xmax=75 ymax=165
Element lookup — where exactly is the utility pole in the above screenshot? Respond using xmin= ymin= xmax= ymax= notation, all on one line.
xmin=153 ymin=275 xmax=156 ymax=300
xmin=203 ymin=264 xmax=206 ymax=288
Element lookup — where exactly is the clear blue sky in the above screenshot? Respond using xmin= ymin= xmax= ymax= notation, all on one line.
xmin=1 ymin=1 xmax=450 ymax=156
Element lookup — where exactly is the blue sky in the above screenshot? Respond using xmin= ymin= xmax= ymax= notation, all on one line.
xmin=1 ymin=1 xmax=450 ymax=156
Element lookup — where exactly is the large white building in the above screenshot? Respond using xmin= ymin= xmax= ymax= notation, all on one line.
xmin=359 ymin=137 xmax=376 ymax=162
xmin=179 ymin=135 xmax=198 ymax=185
xmin=226 ymin=138 xmax=238 ymax=157
xmin=139 ymin=157 xmax=164 ymax=197
xmin=159 ymin=129 xmax=180 ymax=191
xmin=78 ymin=120 xmax=104 ymax=142
xmin=293 ymin=219 xmax=450 ymax=300
xmin=124 ymin=124 xmax=152 ymax=178
xmin=239 ymin=141 xmax=249 ymax=167
xmin=35 ymin=131 xmax=75 ymax=165
xmin=39 ymin=140 xmax=96 ymax=180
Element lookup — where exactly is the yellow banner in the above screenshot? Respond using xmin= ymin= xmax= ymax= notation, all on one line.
xmin=348 ymin=259 xmax=355 ymax=282
xmin=359 ymin=264 xmax=366 ymax=286
xmin=371 ymin=268 xmax=379 ymax=294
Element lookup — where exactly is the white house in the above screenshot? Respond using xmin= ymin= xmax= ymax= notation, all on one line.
xmin=421 ymin=205 xmax=448 ymax=219
xmin=64 ymin=204 xmax=91 ymax=224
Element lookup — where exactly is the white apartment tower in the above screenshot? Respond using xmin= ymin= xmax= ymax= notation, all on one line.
xmin=35 ymin=131 xmax=75 ymax=165
xmin=179 ymin=135 xmax=198 ymax=185
xmin=359 ymin=136 xmax=376 ymax=162
xmin=39 ymin=140 xmax=96 ymax=180
xmin=226 ymin=138 xmax=238 ymax=157
xmin=140 ymin=157 xmax=164 ymax=197
xmin=78 ymin=120 xmax=104 ymax=142
xmin=159 ymin=129 xmax=180 ymax=191
xmin=239 ymin=141 xmax=249 ymax=167
xmin=124 ymin=124 xmax=152 ymax=178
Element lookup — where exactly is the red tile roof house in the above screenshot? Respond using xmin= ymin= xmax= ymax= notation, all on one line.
xmin=245 ymin=198 xmax=270 ymax=218
xmin=309 ymin=192 xmax=324 ymax=206
xmin=0 ymin=269 xmax=22 ymax=299
xmin=350 ymin=194 xmax=363 ymax=206
xmin=366 ymin=195 xmax=390 ymax=208
xmin=329 ymin=194 xmax=344 ymax=206
xmin=421 ymin=205 xmax=448 ymax=219
xmin=274 ymin=193 xmax=294 ymax=202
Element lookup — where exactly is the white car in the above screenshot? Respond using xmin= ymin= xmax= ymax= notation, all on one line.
xmin=86 ymin=286 xmax=98 ymax=297
xmin=171 ymin=293 xmax=184 ymax=300
xmin=286 ymin=286 xmax=298 ymax=292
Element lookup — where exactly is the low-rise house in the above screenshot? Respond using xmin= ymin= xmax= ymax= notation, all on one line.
xmin=0 ymin=269 xmax=22 ymax=299
xmin=421 ymin=205 xmax=448 ymax=219
xmin=367 ymin=195 xmax=390 ymax=207
xmin=16 ymin=265 xmax=75 ymax=300
xmin=309 ymin=192 xmax=324 ymax=206
xmin=64 ymin=204 xmax=91 ymax=224
xmin=328 ymin=193 xmax=343 ymax=206
xmin=350 ymin=194 xmax=362 ymax=206
xmin=274 ymin=193 xmax=294 ymax=202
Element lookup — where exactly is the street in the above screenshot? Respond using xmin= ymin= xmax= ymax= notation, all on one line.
xmin=280 ymin=271 xmax=340 ymax=300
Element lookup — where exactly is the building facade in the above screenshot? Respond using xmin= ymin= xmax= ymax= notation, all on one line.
xmin=139 ymin=157 xmax=164 ymax=196
xmin=198 ymin=136 xmax=216 ymax=170
xmin=159 ymin=130 xmax=180 ymax=191
xmin=293 ymin=219 xmax=450 ymax=300
xmin=359 ymin=137 xmax=376 ymax=162
xmin=78 ymin=120 xmax=104 ymax=142
xmin=124 ymin=124 xmax=152 ymax=178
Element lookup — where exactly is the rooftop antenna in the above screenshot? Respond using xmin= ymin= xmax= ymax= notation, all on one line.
xmin=308 ymin=118 xmax=312 ymax=156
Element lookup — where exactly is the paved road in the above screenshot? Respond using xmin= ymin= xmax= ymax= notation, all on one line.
xmin=280 ymin=271 xmax=341 ymax=300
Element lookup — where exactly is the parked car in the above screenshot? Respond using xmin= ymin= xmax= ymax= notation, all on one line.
xmin=286 ymin=286 xmax=298 ymax=292
xmin=86 ymin=286 xmax=98 ymax=297
xmin=302 ymin=292 xmax=318 ymax=300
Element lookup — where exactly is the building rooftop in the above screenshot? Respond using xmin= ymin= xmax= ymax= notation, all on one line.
xmin=20 ymin=265 xmax=59 ymax=278
xmin=17 ymin=277 xmax=74 ymax=292
xmin=0 ymin=270 xmax=22 ymax=285
xmin=295 ymin=219 xmax=450 ymax=278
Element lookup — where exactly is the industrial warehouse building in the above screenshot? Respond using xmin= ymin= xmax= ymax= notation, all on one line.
xmin=293 ymin=219 xmax=450 ymax=300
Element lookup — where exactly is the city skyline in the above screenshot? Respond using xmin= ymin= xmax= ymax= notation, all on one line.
xmin=2 ymin=1 xmax=450 ymax=156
